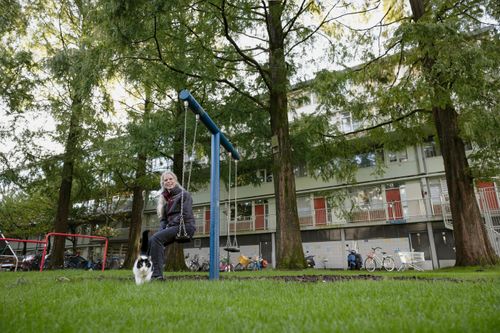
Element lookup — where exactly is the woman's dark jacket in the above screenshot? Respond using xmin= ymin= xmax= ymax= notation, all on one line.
xmin=160 ymin=185 xmax=196 ymax=230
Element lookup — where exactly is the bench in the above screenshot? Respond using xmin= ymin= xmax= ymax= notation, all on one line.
xmin=397 ymin=251 xmax=425 ymax=271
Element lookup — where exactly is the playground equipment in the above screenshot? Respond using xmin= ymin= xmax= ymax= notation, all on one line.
xmin=179 ymin=89 xmax=240 ymax=280
xmin=175 ymin=97 xmax=200 ymax=243
xmin=39 ymin=233 xmax=108 ymax=271
xmin=0 ymin=231 xmax=20 ymax=271
xmin=0 ymin=232 xmax=109 ymax=272
xmin=224 ymin=153 xmax=240 ymax=253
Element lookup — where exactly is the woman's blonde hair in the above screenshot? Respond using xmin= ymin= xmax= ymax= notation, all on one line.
xmin=156 ymin=171 xmax=182 ymax=218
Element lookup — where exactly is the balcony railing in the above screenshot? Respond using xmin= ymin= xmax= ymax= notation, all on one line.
xmin=192 ymin=191 xmax=500 ymax=236
xmin=441 ymin=187 xmax=500 ymax=228
xmin=194 ymin=215 xmax=269 ymax=236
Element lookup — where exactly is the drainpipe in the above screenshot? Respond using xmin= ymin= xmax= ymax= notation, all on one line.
xmin=271 ymin=232 xmax=276 ymax=269
xmin=426 ymin=222 xmax=439 ymax=269
xmin=341 ymin=228 xmax=347 ymax=270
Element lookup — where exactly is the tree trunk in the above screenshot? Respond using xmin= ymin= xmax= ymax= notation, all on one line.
xmin=122 ymin=152 xmax=146 ymax=268
xmin=51 ymin=98 xmax=82 ymax=269
xmin=410 ymin=0 xmax=498 ymax=265
xmin=165 ymin=98 xmax=189 ymax=271
xmin=433 ymin=105 xmax=497 ymax=265
xmin=267 ymin=1 xmax=304 ymax=269
xmin=123 ymin=89 xmax=151 ymax=269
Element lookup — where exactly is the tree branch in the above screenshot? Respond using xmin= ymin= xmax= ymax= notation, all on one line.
xmin=217 ymin=0 xmax=271 ymax=89
xmin=149 ymin=15 xmax=268 ymax=110
xmin=322 ymin=108 xmax=430 ymax=139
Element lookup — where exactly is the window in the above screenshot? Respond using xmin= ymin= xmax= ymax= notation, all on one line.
xmin=231 ymin=201 xmax=252 ymax=222
xmin=388 ymin=149 xmax=408 ymax=163
xmin=266 ymin=172 xmax=273 ymax=183
xmin=423 ymin=136 xmax=441 ymax=158
xmin=256 ymin=169 xmax=273 ymax=183
xmin=193 ymin=207 xmax=206 ymax=233
xmin=256 ymin=169 xmax=265 ymax=182
xmin=428 ymin=178 xmax=449 ymax=215
xmin=429 ymin=181 xmax=445 ymax=205
xmin=354 ymin=149 xmax=384 ymax=168
xmin=297 ymin=196 xmax=313 ymax=225
xmin=293 ymin=164 xmax=308 ymax=177
xmin=193 ymin=208 xmax=204 ymax=221
xmin=289 ymin=92 xmax=311 ymax=109
xmin=297 ymin=196 xmax=312 ymax=216
xmin=149 ymin=157 xmax=172 ymax=172
xmin=350 ymin=186 xmax=384 ymax=209
xmin=340 ymin=112 xmax=360 ymax=133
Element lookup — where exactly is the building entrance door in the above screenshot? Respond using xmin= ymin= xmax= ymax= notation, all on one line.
xmin=314 ymin=197 xmax=327 ymax=225
xmin=386 ymin=188 xmax=403 ymax=220
xmin=255 ymin=204 xmax=265 ymax=230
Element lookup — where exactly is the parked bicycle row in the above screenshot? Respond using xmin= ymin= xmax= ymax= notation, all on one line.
xmin=185 ymin=253 xmax=268 ymax=272
xmin=304 ymin=246 xmax=425 ymax=272
xmin=9 ymin=253 xmax=124 ymax=271
xmin=187 ymin=246 xmax=412 ymax=272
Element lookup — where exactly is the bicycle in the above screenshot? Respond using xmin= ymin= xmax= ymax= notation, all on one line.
xmin=234 ymin=255 xmax=262 ymax=271
xmin=364 ymin=247 xmax=395 ymax=272
xmin=185 ymin=253 xmax=201 ymax=272
xmin=219 ymin=257 xmax=234 ymax=272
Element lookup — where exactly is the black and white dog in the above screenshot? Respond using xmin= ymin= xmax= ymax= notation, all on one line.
xmin=133 ymin=230 xmax=153 ymax=285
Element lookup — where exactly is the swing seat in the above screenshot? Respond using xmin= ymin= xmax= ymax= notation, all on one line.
xmin=224 ymin=246 xmax=240 ymax=253
xmin=175 ymin=235 xmax=192 ymax=243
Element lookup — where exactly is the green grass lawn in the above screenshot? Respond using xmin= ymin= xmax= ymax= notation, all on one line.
xmin=1 ymin=267 xmax=499 ymax=333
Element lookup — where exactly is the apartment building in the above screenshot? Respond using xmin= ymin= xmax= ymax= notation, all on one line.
xmin=129 ymin=91 xmax=499 ymax=270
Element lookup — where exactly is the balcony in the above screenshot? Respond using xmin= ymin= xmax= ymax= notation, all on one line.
xmin=184 ymin=188 xmax=500 ymax=237
xmin=194 ymin=214 xmax=269 ymax=236
xmin=441 ymin=187 xmax=500 ymax=229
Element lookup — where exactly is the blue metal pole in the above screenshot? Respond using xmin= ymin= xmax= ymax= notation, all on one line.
xmin=179 ymin=89 xmax=240 ymax=281
xmin=209 ymin=132 xmax=220 ymax=280
xmin=179 ymin=89 xmax=240 ymax=161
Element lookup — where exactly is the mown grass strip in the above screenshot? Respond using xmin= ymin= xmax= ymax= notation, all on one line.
xmin=1 ymin=267 xmax=499 ymax=333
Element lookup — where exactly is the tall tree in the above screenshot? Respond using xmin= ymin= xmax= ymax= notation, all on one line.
xmin=312 ymin=0 xmax=499 ymax=265
xmin=407 ymin=0 xmax=497 ymax=265
xmin=121 ymin=87 xmax=151 ymax=268
xmin=186 ymin=0 xmax=372 ymax=268
xmin=98 ymin=0 xmax=223 ymax=270
xmin=31 ymin=0 xmax=112 ymax=268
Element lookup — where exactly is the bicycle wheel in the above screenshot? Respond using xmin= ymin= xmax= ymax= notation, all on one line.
xmin=382 ymin=257 xmax=395 ymax=272
xmin=364 ymin=257 xmax=376 ymax=272
xmin=189 ymin=262 xmax=200 ymax=272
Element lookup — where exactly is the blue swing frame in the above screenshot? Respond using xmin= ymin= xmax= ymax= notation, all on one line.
xmin=179 ymin=90 xmax=240 ymax=280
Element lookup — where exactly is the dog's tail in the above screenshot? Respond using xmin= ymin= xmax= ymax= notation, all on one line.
xmin=140 ymin=230 xmax=149 ymax=255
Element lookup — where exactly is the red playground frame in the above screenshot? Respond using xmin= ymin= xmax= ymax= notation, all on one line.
xmin=0 ymin=233 xmax=108 ymax=272
xmin=40 ymin=233 xmax=109 ymax=272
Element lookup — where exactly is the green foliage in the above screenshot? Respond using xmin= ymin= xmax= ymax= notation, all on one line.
xmin=0 ymin=1 xmax=35 ymax=113
xmin=0 ymin=191 xmax=54 ymax=238
xmin=311 ymin=0 xmax=500 ymax=181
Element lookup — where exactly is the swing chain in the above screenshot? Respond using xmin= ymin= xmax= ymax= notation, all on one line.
xmin=177 ymin=101 xmax=199 ymax=240
xmin=224 ymin=153 xmax=239 ymax=251
xmin=233 ymin=160 xmax=239 ymax=249
xmin=225 ymin=153 xmax=232 ymax=248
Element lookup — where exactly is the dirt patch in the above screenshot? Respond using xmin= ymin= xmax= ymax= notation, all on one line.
xmin=63 ymin=273 xmax=471 ymax=284
xmin=163 ymin=274 xmax=384 ymax=283
xmin=161 ymin=274 xmax=472 ymax=283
